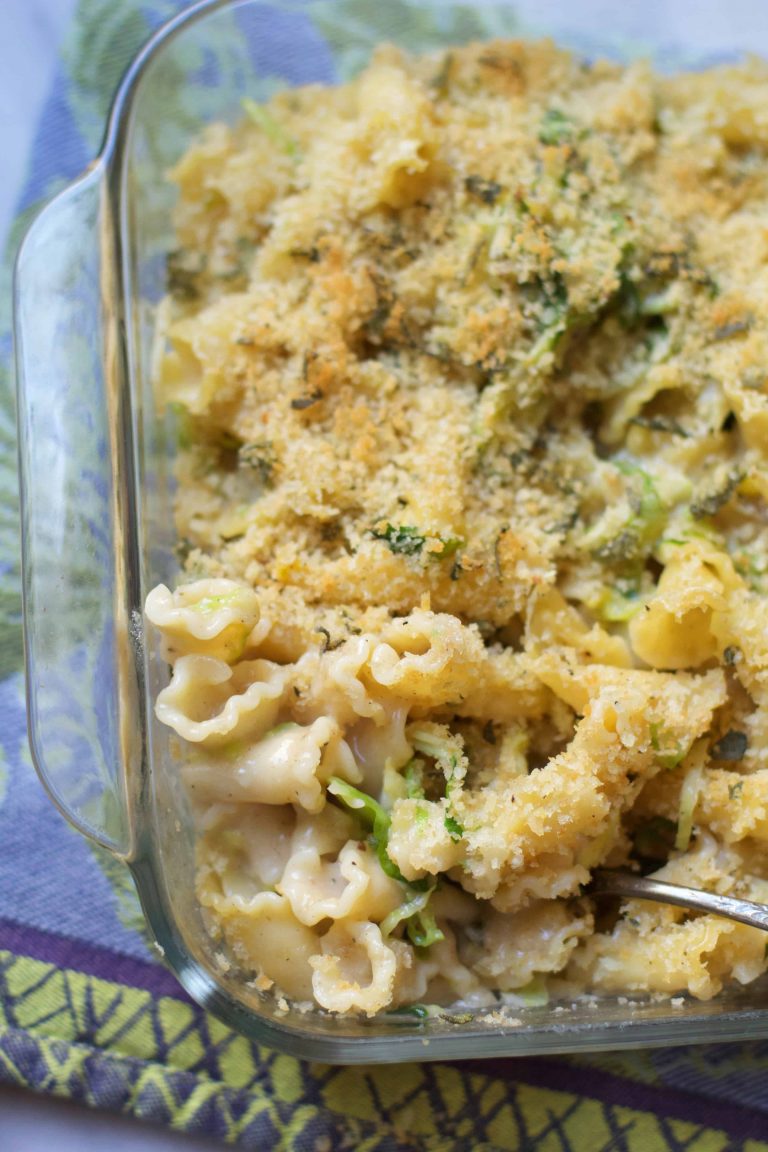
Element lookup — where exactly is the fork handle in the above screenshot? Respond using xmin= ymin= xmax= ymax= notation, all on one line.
xmin=590 ymin=870 xmax=768 ymax=932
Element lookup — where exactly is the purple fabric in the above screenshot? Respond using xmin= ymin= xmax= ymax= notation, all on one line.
xmin=0 ymin=917 xmax=190 ymax=1001
xmin=463 ymin=1057 xmax=768 ymax=1142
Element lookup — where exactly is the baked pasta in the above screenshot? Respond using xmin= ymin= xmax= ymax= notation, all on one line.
xmin=147 ymin=39 xmax=768 ymax=1015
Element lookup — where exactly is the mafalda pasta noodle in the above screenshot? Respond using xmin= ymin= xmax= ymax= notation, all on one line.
xmin=147 ymin=40 xmax=768 ymax=1015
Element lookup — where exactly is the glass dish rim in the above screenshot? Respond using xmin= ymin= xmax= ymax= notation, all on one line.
xmin=14 ymin=0 xmax=768 ymax=1062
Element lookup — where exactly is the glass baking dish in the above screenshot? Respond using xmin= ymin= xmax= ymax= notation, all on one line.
xmin=14 ymin=0 xmax=768 ymax=1062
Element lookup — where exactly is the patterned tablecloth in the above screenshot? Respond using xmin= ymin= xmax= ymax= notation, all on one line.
xmin=3 ymin=1 xmax=768 ymax=1147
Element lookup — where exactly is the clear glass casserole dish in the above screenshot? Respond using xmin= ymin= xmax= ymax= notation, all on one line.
xmin=14 ymin=0 xmax=768 ymax=1061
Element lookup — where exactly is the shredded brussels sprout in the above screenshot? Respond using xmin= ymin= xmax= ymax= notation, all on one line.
xmin=675 ymin=753 xmax=706 ymax=852
xmin=649 ymin=723 xmax=688 ymax=771
xmin=380 ymin=884 xmax=444 ymax=949
xmin=508 ymin=974 xmax=550 ymax=1007
xmin=328 ymin=777 xmax=403 ymax=882
xmin=242 ymin=98 xmax=299 ymax=157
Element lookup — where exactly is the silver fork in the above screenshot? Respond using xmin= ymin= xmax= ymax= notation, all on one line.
xmin=590 ymin=870 xmax=768 ymax=931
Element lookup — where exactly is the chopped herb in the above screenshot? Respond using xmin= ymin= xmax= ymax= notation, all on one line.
xmin=723 ymin=646 xmax=740 ymax=666
xmin=508 ymin=445 xmax=532 ymax=469
xmin=633 ymin=816 xmax=677 ymax=861
xmin=690 ymin=470 xmax=743 ymax=519
xmin=710 ymin=730 xmax=748 ymax=762
xmin=441 ymin=1012 xmax=474 ymax=1024
xmin=728 ymin=780 xmax=744 ymax=800
xmin=515 ymin=189 xmax=531 ymax=215
xmin=444 ymin=815 xmax=464 ymax=843
xmin=242 ymin=98 xmax=299 ymax=157
xmin=616 ymin=265 xmax=642 ymax=328
xmin=315 ymin=626 xmax=343 ymax=653
xmin=592 ymin=529 xmax=643 ymax=564
xmin=465 ymin=175 xmax=502 ymax=204
xmin=539 ymin=108 xmax=572 ymax=146
xmin=372 ymin=523 xmax=425 ymax=555
xmin=494 ymin=524 xmax=510 ymax=578
xmin=523 ymin=271 xmax=573 ymax=364
xmin=289 ymin=246 xmax=320 ymax=262
xmin=364 ymin=286 xmax=393 ymax=340
xmin=291 ymin=390 xmax=324 ymax=411
xmin=628 ymin=415 xmax=689 ymax=438
xmin=167 ymin=249 xmax=206 ymax=300
xmin=371 ymin=524 xmax=465 ymax=561
xmin=713 ymin=319 xmax=751 ymax=341
xmin=239 ymin=441 xmax=275 ymax=486
xmin=540 ymin=271 xmax=568 ymax=311
xmin=546 ymin=508 xmax=581 ymax=535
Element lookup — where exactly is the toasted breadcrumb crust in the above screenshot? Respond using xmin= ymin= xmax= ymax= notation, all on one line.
xmin=150 ymin=40 xmax=768 ymax=1013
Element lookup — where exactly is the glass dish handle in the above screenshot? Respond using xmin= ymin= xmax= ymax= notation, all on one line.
xmin=15 ymin=165 xmax=140 ymax=857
